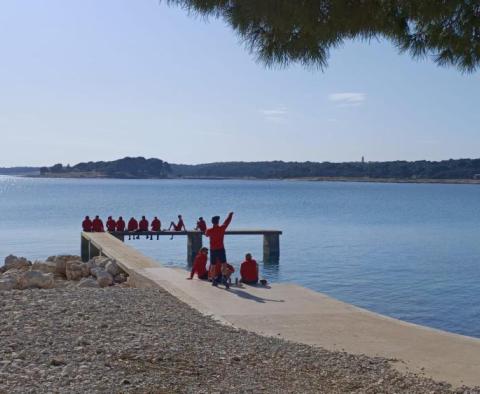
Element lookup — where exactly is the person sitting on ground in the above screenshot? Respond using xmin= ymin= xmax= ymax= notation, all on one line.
xmin=195 ymin=217 xmax=207 ymax=234
xmin=240 ymin=253 xmax=259 ymax=285
xmin=205 ymin=212 xmax=233 ymax=286
xmin=106 ymin=216 xmax=116 ymax=232
xmin=127 ymin=217 xmax=139 ymax=239
xmin=187 ymin=247 xmax=209 ymax=280
xmin=82 ymin=216 xmax=93 ymax=232
xmin=168 ymin=214 xmax=186 ymax=239
xmin=92 ymin=215 xmax=105 ymax=232
xmin=116 ymin=216 xmax=126 ymax=232
xmin=221 ymin=262 xmax=235 ymax=289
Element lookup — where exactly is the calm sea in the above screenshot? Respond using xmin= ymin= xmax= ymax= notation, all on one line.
xmin=1 ymin=176 xmax=479 ymax=338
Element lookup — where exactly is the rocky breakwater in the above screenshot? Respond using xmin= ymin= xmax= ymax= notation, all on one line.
xmin=0 ymin=255 xmax=129 ymax=291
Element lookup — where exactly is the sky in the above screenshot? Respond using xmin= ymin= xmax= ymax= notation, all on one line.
xmin=0 ymin=0 xmax=479 ymax=167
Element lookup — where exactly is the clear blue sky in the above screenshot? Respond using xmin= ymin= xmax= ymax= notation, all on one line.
xmin=1 ymin=0 xmax=479 ymax=167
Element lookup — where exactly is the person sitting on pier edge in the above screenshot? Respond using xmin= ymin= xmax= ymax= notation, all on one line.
xmin=168 ymin=214 xmax=186 ymax=240
xmin=127 ymin=217 xmax=139 ymax=239
xmin=92 ymin=215 xmax=105 ymax=232
xmin=240 ymin=253 xmax=259 ymax=285
xmin=205 ymin=212 xmax=233 ymax=286
xmin=116 ymin=216 xmax=126 ymax=232
xmin=139 ymin=216 xmax=149 ymax=240
xmin=187 ymin=247 xmax=209 ymax=280
xmin=151 ymin=216 xmax=161 ymax=240
xmin=106 ymin=216 xmax=116 ymax=232
xmin=195 ymin=217 xmax=207 ymax=234
xmin=82 ymin=216 xmax=93 ymax=232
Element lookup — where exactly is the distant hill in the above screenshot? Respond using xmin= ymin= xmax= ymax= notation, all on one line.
xmin=0 ymin=167 xmax=40 ymax=176
xmin=37 ymin=157 xmax=480 ymax=181
xmin=40 ymin=157 xmax=171 ymax=179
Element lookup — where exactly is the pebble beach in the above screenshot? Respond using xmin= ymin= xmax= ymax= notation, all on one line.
xmin=1 ymin=286 xmax=479 ymax=393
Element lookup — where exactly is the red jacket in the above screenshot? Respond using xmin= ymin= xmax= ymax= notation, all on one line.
xmin=82 ymin=218 xmax=92 ymax=232
xmin=205 ymin=212 xmax=233 ymax=251
xmin=139 ymin=218 xmax=149 ymax=231
xmin=116 ymin=218 xmax=126 ymax=231
xmin=106 ymin=218 xmax=116 ymax=232
xmin=127 ymin=218 xmax=138 ymax=231
xmin=151 ymin=218 xmax=161 ymax=231
xmin=196 ymin=220 xmax=207 ymax=233
xmin=240 ymin=259 xmax=258 ymax=282
xmin=190 ymin=253 xmax=208 ymax=279
xmin=92 ymin=218 xmax=104 ymax=232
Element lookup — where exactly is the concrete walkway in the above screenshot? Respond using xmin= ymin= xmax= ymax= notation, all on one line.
xmin=83 ymin=233 xmax=480 ymax=388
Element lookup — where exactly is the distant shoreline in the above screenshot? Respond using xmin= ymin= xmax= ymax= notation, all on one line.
xmin=25 ymin=173 xmax=480 ymax=185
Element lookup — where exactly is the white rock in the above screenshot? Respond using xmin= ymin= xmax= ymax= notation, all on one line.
xmin=31 ymin=261 xmax=57 ymax=274
xmin=0 ymin=276 xmax=16 ymax=291
xmin=105 ymin=260 xmax=122 ymax=277
xmin=77 ymin=277 xmax=100 ymax=288
xmin=17 ymin=271 xmax=54 ymax=289
xmin=4 ymin=255 xmax=31 ymax=271
xmin=96 ymin=271 xmax=113 ymax=288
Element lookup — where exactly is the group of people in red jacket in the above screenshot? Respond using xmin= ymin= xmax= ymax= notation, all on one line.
xmin=82 ymin=212 xmax=261 ymax=288
xmin=188 ymin=212 xmax=260 ymax=288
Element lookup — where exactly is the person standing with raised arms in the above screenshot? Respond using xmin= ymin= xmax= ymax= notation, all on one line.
xmin=205 ymin=212 xmax=233 ymax=287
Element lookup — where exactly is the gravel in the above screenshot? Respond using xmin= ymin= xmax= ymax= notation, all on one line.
xmin=0 ymin=287 xmax=478 ymax=393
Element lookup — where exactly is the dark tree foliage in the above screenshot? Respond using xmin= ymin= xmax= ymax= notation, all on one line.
xmin=166 ymin=0 xmax=480 ymax=72
xmin=170 ymin=158 xmax=480 ymax=179
xmin=41 ymin=157 xmax=172 ymax=179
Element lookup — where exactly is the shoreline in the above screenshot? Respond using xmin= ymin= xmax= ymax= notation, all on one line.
xmin=21 ymin=174 xmax=480 ymax=185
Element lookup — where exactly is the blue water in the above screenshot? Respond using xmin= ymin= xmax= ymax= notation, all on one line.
xmin=1 ymin=176 xmax=479 ymax=338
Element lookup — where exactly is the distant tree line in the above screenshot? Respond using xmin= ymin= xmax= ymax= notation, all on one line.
xmin=40 ymin=157 xmax=172 ymax=178
xmin=39 ymin=157 xmax=480 ymax=180
xmin=170 ymin=159 xmax=480 ymax=180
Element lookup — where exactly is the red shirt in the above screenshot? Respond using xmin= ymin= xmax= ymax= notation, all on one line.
xmin=82 ymin=218 xmax=92 ymax=232
xmin=205 ymin=213 xmax=233 ymax=251
xmin=174 ymin=219 xmax=185 ymax=231
xmin=196 ymin=220 xmax=207 ymax=233
xmin=151 ymin=218 xmax=161 ymax=231
xmin=127 ymin=218 xmax=138 ymax=231
xmin=190 ymin=253 xmax=208 ymax=279
xmin=240 ymin=259 xmax=258 ymax=282
xmin=116 ymin=218 xmax=125 ymax=231
xmin=92 ymin=218 xmax=104 ymax=232
xmin=106 ymin=218 xmax=116 ymax=232
xmin=139 ymin=218 xmax=149 ymax=231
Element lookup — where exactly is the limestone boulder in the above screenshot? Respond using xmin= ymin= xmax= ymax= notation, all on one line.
xmin=65 ymin=261 xmax=85 ymax=281
xmin=17 ymin=271 xmax=54 ymax=290
xmin=4 ymin=255 xmax=31 ymax=271
xmin=96 ymin=271 xmax=113 ymax=288
xmin=90 ymin=256 xmax=111 ymax=268
xmin=31 ymin=261 xmax=57 ymax=274
xmin=77 ymin=277 xmax=100 ymax=288
xmin=49 ymin=255 xmax=82 ymax=277
xmin=0 ymin=276 xmax=16 ymax=291
xmin=105 ymin=260 xmax=122 ymax=277
xmin=114 ymin=273 xmax=127 ymax=284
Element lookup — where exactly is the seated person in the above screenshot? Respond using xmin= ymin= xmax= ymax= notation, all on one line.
xmin=187 ymin=247 xmax=209 ymax=280
xmin=116 ymin=216 xmax=126 ymax=232
xmin=151 ymin=216 xmax=161 ymax=232
xmin=169 ymin=214 xmax=186 ymax=239
xmin=106 ymin=216 xmax=116 ymax=232
xmin=240 ymin=253 xmax=259 ymax=285
xmin=222 ymin=263 xmax=235 ymax=289
xmin=139 ymin=216 xmax=149 ymax=231
xmin=82 ymin=216 xmax=93 ymax=232
xmin=195 ymin=217 xmax=207 ymax=234
xmin=92 ymin=215 xmax=105 ymax=232
xmin=127 ymin=217 xmax=139 ymax=239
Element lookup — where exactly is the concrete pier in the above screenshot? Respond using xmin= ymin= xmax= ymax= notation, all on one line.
xmin=79 ymin=232 xmax=480 ymax=388
xmin=103 ymin=229 xmax=282 ymax=264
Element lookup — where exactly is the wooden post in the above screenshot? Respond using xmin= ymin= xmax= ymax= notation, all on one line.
xmin=81 ymin=234 xmax=89 ymax=262
xmin=187 ymin=232 xmax=203 ymax=265
xmin=263 ymin=233 xmax=280 ymax=263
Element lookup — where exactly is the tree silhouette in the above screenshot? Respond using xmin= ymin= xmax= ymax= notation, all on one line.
xmin=166 ymin=0 xmax=480 ymax=72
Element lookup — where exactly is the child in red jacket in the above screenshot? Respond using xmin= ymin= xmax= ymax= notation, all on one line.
xmin=188 ymin=248 xmax=209 ymax=280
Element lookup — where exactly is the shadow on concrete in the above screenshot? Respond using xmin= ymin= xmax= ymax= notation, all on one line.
xmin=227 ymin=288 xmax=285 ymax=304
